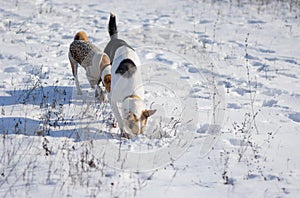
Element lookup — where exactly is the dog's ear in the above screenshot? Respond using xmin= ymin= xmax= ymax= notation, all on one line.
xmin=142 ymin=109 xmax=157 ymax=118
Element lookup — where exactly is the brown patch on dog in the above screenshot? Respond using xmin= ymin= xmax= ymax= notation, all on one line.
xmin=100 ymin=54 xmax=111 ymax=93
xmin=142 ymin=109 xmax=157 ymax=118
xmin=141 ymin=109 xmax=157 ymax=134
xmin=74 ymin=31 xmax=88 ymax=41
xmin=103 ymin=74 xmax=111 ymax=93
xmin=124 ymin=109 xmax=156 ymax=136
xmin=130 ymin=95 xmax=141 ymax=100
xmin=125 ymin=112 xmax=139 ymax=135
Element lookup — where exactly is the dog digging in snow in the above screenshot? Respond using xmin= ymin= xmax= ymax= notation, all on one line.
xmin=68 ymin=13 xmax=156 ymax=138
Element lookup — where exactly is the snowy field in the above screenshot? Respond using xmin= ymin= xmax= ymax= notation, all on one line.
xmin=0 ymin=0 xmax=300 ymax=197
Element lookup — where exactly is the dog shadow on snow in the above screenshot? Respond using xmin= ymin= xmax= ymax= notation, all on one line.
xmin=0 ymin=85 xmax=73 ymax=106
xmin=0 ymin=85 xmax=204 ymax=141
xmin=0 ymin=117 xmax=76 ymax=138
xmin=0 ymin=85 xmax=112 ymax=141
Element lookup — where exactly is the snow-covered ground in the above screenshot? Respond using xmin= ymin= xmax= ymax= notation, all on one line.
xmin=0 ymin=0 xmax=300 ymax=197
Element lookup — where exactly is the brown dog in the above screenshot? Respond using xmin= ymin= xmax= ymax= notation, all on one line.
xmin=68 ymin=31 xmax=111 ymax=99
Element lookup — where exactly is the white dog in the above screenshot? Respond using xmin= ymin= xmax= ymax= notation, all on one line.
xmin=104 ymin=13 xmax=156 ymax=138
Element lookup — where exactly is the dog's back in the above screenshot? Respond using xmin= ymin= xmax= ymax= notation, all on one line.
xmin=104 ymin=37 xmax=132 ymax=63
xmin=69 ymin=40 xmax=93 ymax=65
xmin=109 ymin=45 xmax=143 ymax=102
xmin=103 ymin=13 xmax=142 ymax=101
xmin=69 ymin=31 xmax=105 ymax=88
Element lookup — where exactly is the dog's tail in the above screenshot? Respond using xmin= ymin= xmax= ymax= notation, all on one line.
xmin=108 ymin=12 xmax=118 ymax=37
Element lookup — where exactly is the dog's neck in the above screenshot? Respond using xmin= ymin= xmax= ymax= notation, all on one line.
xmin=121 ymin=95 xmax=145 ymax=118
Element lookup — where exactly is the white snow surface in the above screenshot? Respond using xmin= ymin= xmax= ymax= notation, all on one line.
xmin=0 ymin=0 xmax=300 ymax=197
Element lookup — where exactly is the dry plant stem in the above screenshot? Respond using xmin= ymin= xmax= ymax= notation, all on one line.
xmin=244 ymin=33 xmax=259 ymax=134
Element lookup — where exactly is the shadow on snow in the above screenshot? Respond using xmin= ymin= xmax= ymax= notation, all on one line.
xmin=0 ymin=86 xmax=73 ymax=106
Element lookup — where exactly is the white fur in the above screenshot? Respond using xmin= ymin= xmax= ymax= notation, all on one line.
xmin=85 ymin=51 xmax=104 ymax=88
xmin=69 ymin=49 xmax=104 ymax=94
xmin=74 ymin=64 xmax=83 ymax=95
xmin=68 ymin=51 xmax=83 ymax=95
xmin=109 ymin=46 xmax=145 ymax=134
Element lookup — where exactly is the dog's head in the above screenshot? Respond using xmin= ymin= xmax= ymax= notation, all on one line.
xmin=124 ymin=109 xmax=156 ymax=136
xmin=74 ymin=31 xmax=88 ymax=41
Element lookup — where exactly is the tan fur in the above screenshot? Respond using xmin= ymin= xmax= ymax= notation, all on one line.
xmin=100 ymin=54 xmax=111 ymax=93
xmin=124 ymin=109 xmax=157 ymax=135
xmin=74 ymin=31 xmax=89 ymax=41
xmin=123 ymin=95 xmax=142 ymax=101
xmin=103 ymin=75 xmax=111 ymax=93
xmin=125 ymin=112 xmax=140 ymax=135
xmin=100 ymin=54 xmax=110 ymax=70
xmin=141 ymin=109 xmax=157 ymax=133
xmin=142 ymin=109 xmax=156 ymax=118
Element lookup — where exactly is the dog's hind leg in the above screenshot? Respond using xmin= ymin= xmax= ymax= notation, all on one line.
xmin=74 ymin=65 xmax=83 ymax=95
xmin=69 ymin=54 xmax=83 ymax=95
